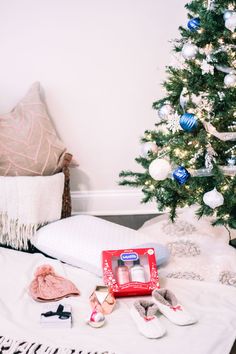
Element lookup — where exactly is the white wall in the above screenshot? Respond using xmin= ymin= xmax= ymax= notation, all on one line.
xmin=0 ymin=0 xmax=187 ymax=214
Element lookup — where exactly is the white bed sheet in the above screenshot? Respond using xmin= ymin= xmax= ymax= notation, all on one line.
xmin=0 ymin=247 xmax=236 ymax=354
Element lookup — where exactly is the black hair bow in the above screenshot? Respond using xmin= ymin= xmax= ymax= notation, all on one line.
xmin=42 ymin=304 xmax=71 ymax=320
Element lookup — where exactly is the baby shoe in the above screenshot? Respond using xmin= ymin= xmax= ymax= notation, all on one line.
xmin=130 ymin=300 xmax=166 ymax=339
xmin=152 ymin=288 xmax=197 ymax=326
xmin=87 ymin=307 xmax=105 ymax=328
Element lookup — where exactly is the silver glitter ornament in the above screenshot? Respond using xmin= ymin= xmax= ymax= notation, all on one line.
xmin=205 ymin=144 xmax=217 ymax=170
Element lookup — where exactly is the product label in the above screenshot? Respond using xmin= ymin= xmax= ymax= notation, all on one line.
xmin=120 ymin=252 xmax=138 ymax=262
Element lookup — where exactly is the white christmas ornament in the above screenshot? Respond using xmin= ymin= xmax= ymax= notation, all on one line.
xmin=158 ymin=104 xmax=172 ymax=120
xmin=218 ymin=91 xmax=225 ymax=101
xmin=205 ymin=144 xmax=217 ymax=170
xmin=223 ymin=10 xmax=233 ymax=21
xmin=203 ymin=188 xmax=224 ymax=209
xmin=179 ymin=87 xmax=189 ymax=111
xmin=181 ymin=43 xmax=198 ymax=60
xmin=207 ymin=0 xmax=215 ymax=11
xmin=227 ymin=157 xmax=236 ymax=166
xmin=224 ymin=73 xmax=236 ymax=87
xmin=225 ymin=12 xmax=236 ymax=32
xmin=201 ymin=60 xmax=214 ymax=75
xmin=207 ymin=0 xmax=215 ymax=10
xmin=149 ymin=158 xmax=171 ymax=181
xmin=166 ymin=113 xmax=181 ymax=133
xmin=140 ymin=142 xmax=158 ymax=158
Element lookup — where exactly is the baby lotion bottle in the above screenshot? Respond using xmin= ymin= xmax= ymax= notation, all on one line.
xmin=130 ymin=259 xmax=146 ymax=282
xmin=116 ymin=260 xmax=130 ymax=285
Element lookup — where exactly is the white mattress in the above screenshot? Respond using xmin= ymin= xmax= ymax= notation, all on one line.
xmin=0 ymin=247 xmax=236 ymax=354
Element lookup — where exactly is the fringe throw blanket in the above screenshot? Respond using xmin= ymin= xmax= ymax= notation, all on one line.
xmin=0 ymin=336 xmax=113 ymax=354
xmin=0 ymin=173 xmax=65 ymax=249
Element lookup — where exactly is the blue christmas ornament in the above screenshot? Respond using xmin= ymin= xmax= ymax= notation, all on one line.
xmin=173 ymin=166 xmax=191 ymax=185
xmin=187 ymin=17 xmax=201 ymax=32
xmin=179 ymin=113 xmax=198 ymax=132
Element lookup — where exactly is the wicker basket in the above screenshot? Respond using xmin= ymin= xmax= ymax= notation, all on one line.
xmin=61 ymin=152 xmax=72 ymax=218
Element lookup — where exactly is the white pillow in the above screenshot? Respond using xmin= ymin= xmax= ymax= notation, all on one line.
xmin=33 ymin=215 xmax=168 ymax=276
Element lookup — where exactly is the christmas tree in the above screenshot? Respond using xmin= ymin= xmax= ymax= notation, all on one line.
xmin=120 ymin=0 xmax=236 ymax=230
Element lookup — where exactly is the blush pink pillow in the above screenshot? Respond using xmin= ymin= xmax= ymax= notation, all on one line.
xmin=0 ymin=82 xmax=70 ymax=176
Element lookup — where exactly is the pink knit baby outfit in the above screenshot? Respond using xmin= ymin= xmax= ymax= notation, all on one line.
xmin=29 ymin=264 xmax=80 ymax=302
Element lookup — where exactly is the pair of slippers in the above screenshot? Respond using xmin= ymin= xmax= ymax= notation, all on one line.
xmin=130 ymin=288 xmax=197 ymax=339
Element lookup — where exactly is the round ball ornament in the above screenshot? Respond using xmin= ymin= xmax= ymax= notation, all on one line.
xmin=225 ymin=12 xmax=236 ymax=32
xmin=149 ymin=158 xmax=171 ymax=181
xmin=223 ymin=10 xmax=233 ymax=21
xmin=203 ymin=188 xmax=224 ymax=209
xmin=181 ymin=43 xmax=198 ymax=60
xmin=172 ymin=166 xmax=191 ymax=185
xmin=158 ymin=104 xmax=172 ymax=120
xmin=140 ymin=142 xmax=158 ymax=158
xmin=187 ymin=17 xmax=201 ymax=32
xmin=88 ymin=308 xmax=105 ymax=328
xmin=179 ymin=113 xmax=198 ymax=132
xmin=224 ymin=73 xmax=236 ymax=87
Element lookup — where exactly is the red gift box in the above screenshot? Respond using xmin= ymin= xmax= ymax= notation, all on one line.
xmin=102 ymin=248 xmax=159 ymax=297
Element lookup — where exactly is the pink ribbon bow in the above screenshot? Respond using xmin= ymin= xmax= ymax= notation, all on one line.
xmin=144 ymin=316 xmax=155 ymax=322
xmin=170 ymin=305 xmax=182 ymax=312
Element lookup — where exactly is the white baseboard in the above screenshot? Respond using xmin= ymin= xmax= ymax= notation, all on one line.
xmin=71 ymin=189 xmax=158 ymax=215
